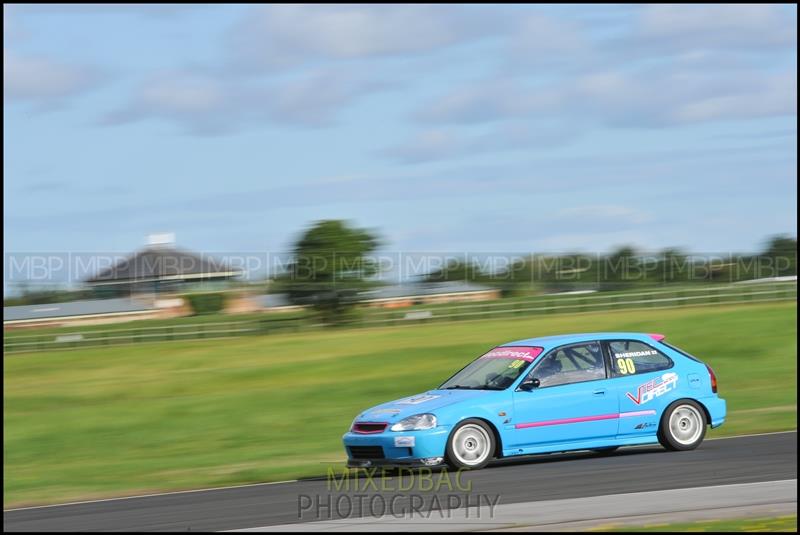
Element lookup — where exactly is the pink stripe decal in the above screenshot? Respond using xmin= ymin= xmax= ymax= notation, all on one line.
xmin=515 ymin=410 xmax=656 ymax=429
xmin=648 ymin=333 xmax=666 ymax=342
xmin=515 ymin=413 xmax=619 ymax=429
xmin=619 ymin=410 xmax=656 ymax=418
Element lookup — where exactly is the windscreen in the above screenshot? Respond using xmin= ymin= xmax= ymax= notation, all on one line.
xmin=439 ymin=346 xmax=543 ymax=390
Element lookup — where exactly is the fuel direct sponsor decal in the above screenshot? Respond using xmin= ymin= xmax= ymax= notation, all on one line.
xmin=625 ymin=372 xmax=678 ymax=405
xmin=397 ymin=394 xmax=440 ymax=405
xmin=369 ymin=409 xmax=401 ymax=416
xmin=481 ymin=346 xmax=543 ymax=362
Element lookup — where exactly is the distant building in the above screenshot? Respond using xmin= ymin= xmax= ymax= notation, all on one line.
xmin=250 ymin=281 xmax=500 ymax=312
xmin=356 ymin=281 xmax=500 ymax=308
xmin=3 ymin=297 xmax=188 ymax=329
xmin=4 ymin=236 xmax=242 ymax=328
xmin=249 ymin=293 xmax=304 ymax=313
xmin=85 ymin=237 xmax=242 ymax=297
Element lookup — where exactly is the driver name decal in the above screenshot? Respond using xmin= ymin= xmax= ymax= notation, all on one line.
xmin=626 ymin=372 xmax=679 ymax=405
xmin=613 ymin=349 xmax=658 ymax=358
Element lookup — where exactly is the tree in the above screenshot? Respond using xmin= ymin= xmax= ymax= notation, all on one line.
xmin=762 ymin=235 xmax=797 ymax=277
xmin=598 ymin=246 xmax=637 ymax=286
xmin=424 ymin=259 xmax=481 ymax=283
xmin=658 ymin=248 xmax=689 ymax=283
xmin=278 ymin=220 xmax=381 ymax=324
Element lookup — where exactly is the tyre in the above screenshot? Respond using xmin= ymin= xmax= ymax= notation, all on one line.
xmin=591 ymin=446 xmax=619 ymax=455
xmin=658 ymin=399 xmax=707 ymax=451
xmin=445 ymin=419 xmax=495 ymax=470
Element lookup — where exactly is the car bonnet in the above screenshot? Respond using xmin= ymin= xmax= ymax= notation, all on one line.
xmin=355 ymin=389 xmax=492 ymax=423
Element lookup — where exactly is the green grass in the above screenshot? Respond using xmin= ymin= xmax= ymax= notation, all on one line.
xmin=3 ymin=302 xmax=796 ymax=507
xmin=593 ymin=514 xmax=797 ymax=532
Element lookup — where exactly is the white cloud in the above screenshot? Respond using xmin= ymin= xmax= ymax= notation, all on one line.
xmin=3 ymin=51 xmax=100 ymax=106
xmin=560 ymin=204 xmax=654 ymax=226
xmin=14 ymin=4 xmax=204 ymax=18
xmin=414 ymin=79 xmax=559 ymax=124
xmin=668 ymin=69 xmax=797 ymax=124
xmin=265 ymin=69 xmax=389 ymax=126
xmin=638 ymin=4 xmax=797 ymax=50
xmin=4 ymin=7 xmax=103 ymax=107
xmin=506 ymin=11 xmax=590 ymax=66
xmin=571 ymin=67 xmax=797 ymax=127
xmin=414 ymin=65 xmax=797 ymax=128
xmin=102 ymin=68 xmax=390 ymax=134
xmin=226 ymin=4 xmax=495 ymax=71
xmin=379 ymin=129 xmax=466 ymax=164
xmin=139 ymin=74 xmax=225 ymax=114
xmin=380 ymin=122 xmax=578 ymax=164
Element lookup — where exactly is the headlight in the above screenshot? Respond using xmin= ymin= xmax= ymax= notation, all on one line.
xmin=390 ymin=413 xmax=437 ymax=432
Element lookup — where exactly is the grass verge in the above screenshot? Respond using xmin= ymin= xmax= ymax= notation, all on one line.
xmin=593 ymin=514 xmax=797 ymax=532
xmin=4 ymin=302 xmax=796 ymax=507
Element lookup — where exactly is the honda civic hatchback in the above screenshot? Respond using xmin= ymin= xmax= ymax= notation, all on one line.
xmin=343 ymin=332 xmax=725 ymax=470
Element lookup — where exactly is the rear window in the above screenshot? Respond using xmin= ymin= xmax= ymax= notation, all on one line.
xmin=607 ymin=340 xmax=673 ymax=376
xmin=660 ymin=341 xmax=703 ymax=363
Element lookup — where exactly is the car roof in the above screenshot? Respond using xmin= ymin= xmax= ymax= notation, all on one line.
xmin=503 ymin=332 xmax=662 ymax=350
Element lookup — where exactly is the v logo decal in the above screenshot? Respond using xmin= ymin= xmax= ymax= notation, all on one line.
xmin=626 ymin=390 xmax=642 ymax=405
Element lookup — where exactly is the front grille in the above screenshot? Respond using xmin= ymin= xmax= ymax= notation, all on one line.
xmin=348 ymin=446 xmax=385 ymax=460
xmin=352 ymin=422 xmax=387 ymax=434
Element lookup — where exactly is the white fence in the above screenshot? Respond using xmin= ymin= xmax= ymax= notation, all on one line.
xmin=4 ymin=283 xmax=796 ymax=354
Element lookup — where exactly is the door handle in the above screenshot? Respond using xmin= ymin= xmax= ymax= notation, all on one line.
xmin=593 ymin=389 xmax=606 ymax=396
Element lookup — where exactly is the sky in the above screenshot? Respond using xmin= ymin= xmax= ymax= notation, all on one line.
xmin=4 ymin=4 xmax=798 ymax=269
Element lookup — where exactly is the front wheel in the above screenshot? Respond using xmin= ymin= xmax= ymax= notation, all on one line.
xmin=445 ymin=419 xmax=495 ymax=470
xmin=658 ymin=400 xmax=707 ymax=451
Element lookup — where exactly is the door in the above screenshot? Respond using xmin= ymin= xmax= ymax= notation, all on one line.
xmin=510 ymin=341 xmax=618 ymax=448
xmin=603 ymin=339 xmax=677 ymax=438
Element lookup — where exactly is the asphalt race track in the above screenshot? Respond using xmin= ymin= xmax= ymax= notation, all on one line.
xmin=4 ymin=431 xmax=797 ymax=532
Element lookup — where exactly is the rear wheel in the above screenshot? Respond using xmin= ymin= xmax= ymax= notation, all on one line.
xmin=658 ymin=400 xmax=707 ymax=451
xmin=446 ymin=419 xmax=495 ymax=470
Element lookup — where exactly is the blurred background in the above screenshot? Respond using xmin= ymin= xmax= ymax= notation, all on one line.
xmin=3 ymin=4 xmax=797 ymax=509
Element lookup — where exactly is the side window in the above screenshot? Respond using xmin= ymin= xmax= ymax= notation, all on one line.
xmin=531 ymin=342 xmax=606 ymax=388
xmin=607 ymin=340 xmax=673 ymax=376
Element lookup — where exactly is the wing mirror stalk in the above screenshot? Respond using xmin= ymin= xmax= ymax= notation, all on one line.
xmin=518 ymin=378 xmax=540 ymax=392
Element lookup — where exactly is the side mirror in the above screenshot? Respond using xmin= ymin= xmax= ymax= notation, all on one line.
xmin=518 ymin=378 xmax=540 ymax=392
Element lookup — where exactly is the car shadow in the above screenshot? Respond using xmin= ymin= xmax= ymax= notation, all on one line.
xmin=299 ymin=445 xmax=666 ymax=482
xmin=487 ymin=444 xmax=665 ymax=469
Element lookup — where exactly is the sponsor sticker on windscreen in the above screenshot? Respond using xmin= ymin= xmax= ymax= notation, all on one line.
xmin=480 ymin=346 xmax=543 ymax=362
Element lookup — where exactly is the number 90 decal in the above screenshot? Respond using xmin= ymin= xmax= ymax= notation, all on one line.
xmin=616 ymin=358 xmax=636 ymax=374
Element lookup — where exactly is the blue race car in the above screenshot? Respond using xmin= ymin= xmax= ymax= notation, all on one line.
xmin=343 ymin=332 xmax=725 ymax=470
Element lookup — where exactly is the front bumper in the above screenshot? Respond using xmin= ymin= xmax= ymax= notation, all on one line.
xmin=346 ymin=457 xmax=446 ymax=469
xmin=342 ymin=426 xmax=451 ymax=467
